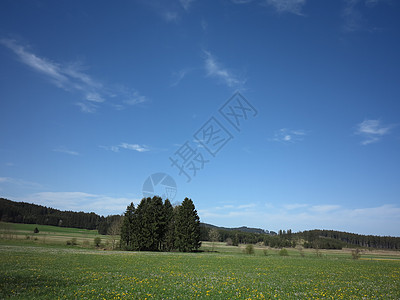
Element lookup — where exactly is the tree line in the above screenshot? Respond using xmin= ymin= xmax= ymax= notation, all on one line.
xmin=120 ymin=197 xmax=201 ymax=252
xmin=297 ymin=229 xmax=400 ymax=250
xmin=200 ymin=227 xmax=400 ymax=250
xmin=0 ymin=198 xmax=102 ymax=229
xmin=2 ymin=197 xmax=399 ymax=250
xmin=0 ymin=197 xmax=122 ymax=234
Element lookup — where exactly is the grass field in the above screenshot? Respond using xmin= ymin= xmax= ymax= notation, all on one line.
xmin=1 ymin=223 xmax=400 ymax=299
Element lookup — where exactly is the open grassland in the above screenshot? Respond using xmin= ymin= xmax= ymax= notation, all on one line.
xmin=1 ymin=242 xmax=400 ymax=299
xmin=1 ymin=224 xmax=399 ymax=299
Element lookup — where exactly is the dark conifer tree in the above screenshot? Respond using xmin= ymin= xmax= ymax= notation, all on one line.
xmin=163 ymin=199 xmax=175 ymax=251
xmin=120 ymin=202 xmax=136 ymax=250
xmin=174 ymin=198 xmax=201 ymax=252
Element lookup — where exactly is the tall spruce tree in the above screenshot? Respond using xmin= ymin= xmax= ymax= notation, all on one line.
xmin=120 ymin=202 xmax=136 ymax=250
xmin=163 ymin=199 xmax=175 ymax=251
xmin=138 ymin=196 xmax=165 ymax=251
xmin=174 ymin=197 xmax=201 ymax=252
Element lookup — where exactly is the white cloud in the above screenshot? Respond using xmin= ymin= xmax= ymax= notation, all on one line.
xmin=355 ymin=119 xmax=393 ymax=145
xmin=271 ymin=128 xmax=306 ymax=143
xmin=119 ymin=143 xmax=149 ymax=152
xmin=53 ymin=147 xmax=80 ymax=156
xmin=0 ymin=39 xmax=147 ymax=112
xmin=310 ymin=205 xmax=341 ymax=213
xmin=283 ymin=203 xmax=308 ymax=210
xmin=123 ymin=91 xmax=147 ymax=105
xmin=101 ymin=143 xmax=149 ymax=153
xmin=199 ymin=202 xmax=400 ymax=236
xmin=203 ymin=51 xmax=245 ymax=88
xmin=238 ymin=203 xmax=257 ymax=209
xmin=23 ymin=192 xmax=138 ymax=215
xmin=85 ymin=92 xmax=105 ymax=103
xmin=265 ymin=0 xmax=306 ymax=15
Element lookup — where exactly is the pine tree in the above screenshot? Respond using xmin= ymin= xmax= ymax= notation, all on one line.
xmin=141 ymin=196 xmax=165 ymax=251
xmin=120 ymin=202 xmax=136 ymax=250
xmin=163 ymin=199 xmax=175 ymax=251
xmin=174 ymin=198 xmax=201 ymax=252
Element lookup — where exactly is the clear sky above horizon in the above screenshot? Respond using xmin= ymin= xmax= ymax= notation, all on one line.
xmin=1 ymin=0 xmax=400 ymax=236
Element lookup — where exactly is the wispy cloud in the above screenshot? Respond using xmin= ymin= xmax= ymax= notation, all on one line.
xmin=231 ymin=0 xmax=254 ymax=4
xmin=264 ymin=0 xmax=307 ymax=15
xmin=119 ymin=143 xmax=149 ymax=152
xmin=171 ymin=69 xmax=190 ymax=87
xmin=140 ymin=1 xmax=182 ymax=23
xmin=179 ymin=0 xmax=196 ymax=11
xmin=0 ymin=177 xmax=42 ymax=189
xmin=283 ymin=203 xmax=308 ymax=210
xmin=342 ymin=0 xmax=365 ymax=32
xmin=355 ymin=119 xmax=393 ymax=145
xmin=0 ymin=39 xmax=147 ymax=112
xmin=203 ymin=51 xmax=245 ymax=88
xmin=342 ymin=0 xmax=388 ymax=32
xmin=163 ymin=11 xmax=179 ymax=22
xmin=75 ymin=102 xmax=97 ymax=113
xmin=231 ymin=0 xmax=306 ymax=15
xmin=238 ymin=203 xmax=257 ymax=210
xmin=365 ymin=0 xmax=382 ymax=7
xmin=101 ymin=143 xmax=149 ymax=153
xmin=310 ymin=205 xmax=341 ymax=213
xmin=53 ymin=147 xmax=80 ymax=156
xmin=270 ymin=128 xmax=306 ymax=143
xmin=122 ymin=90 xmax=147 ymax=106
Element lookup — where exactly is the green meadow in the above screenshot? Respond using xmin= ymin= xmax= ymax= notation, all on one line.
xmin=1 ymin=223 xmax=400 ymax=299
xmin=0 ymin=222 xmax=102 ymax=248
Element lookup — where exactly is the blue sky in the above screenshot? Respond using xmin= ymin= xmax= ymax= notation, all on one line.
xmin=1 ymin=0 xmax=400 ymax=236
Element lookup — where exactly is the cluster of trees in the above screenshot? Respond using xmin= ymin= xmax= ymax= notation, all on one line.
xmin=120 ymin=197 xmax=201 ymax=252
xmin=201 ymin=226 xmax=295 ymax=247
xmin=200 ymin=224 xmax=268 ymax=245
xmin=97 ymin=215 xmax=122 ymax=235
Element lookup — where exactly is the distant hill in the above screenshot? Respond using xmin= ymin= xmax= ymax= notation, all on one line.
xmin=200 ymin=222 xmax=275 ymax=235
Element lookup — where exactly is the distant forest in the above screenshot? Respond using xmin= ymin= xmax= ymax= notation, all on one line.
xmin=1 ymin=197 xmax=399 ymax=250
xmin=0 ymin=198 xmax=115 ymax=234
